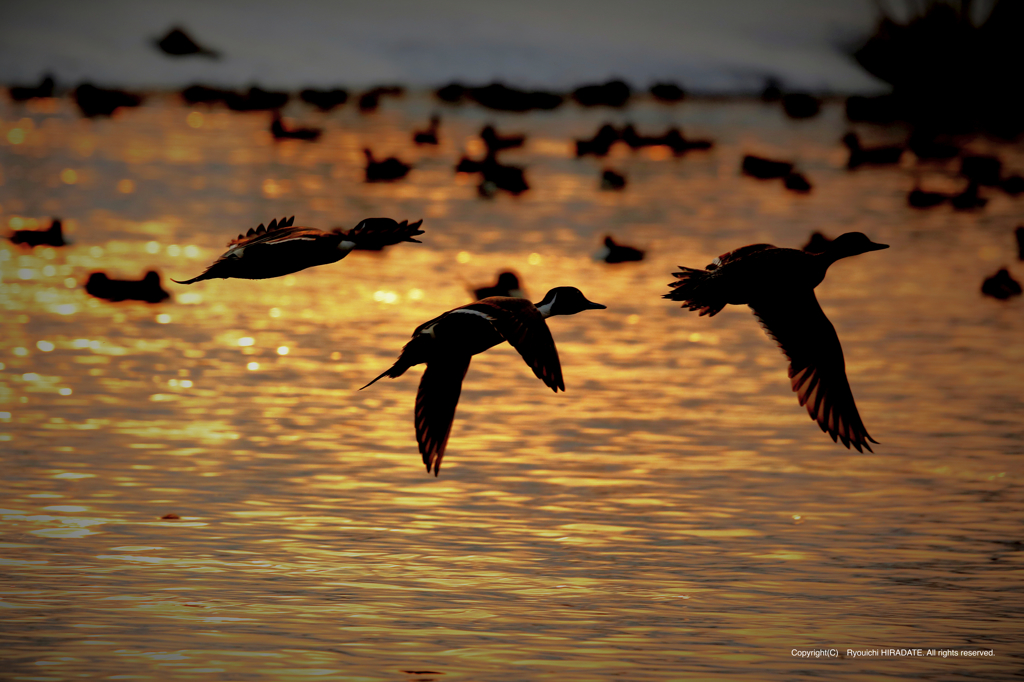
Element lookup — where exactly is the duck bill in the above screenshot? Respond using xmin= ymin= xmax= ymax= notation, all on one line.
xmin=866 ymin=241 xmax=890 ymax=252
xmin=584 ymin=298 xmax=607 ymax=310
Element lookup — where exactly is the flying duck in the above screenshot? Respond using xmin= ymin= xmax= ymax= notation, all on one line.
xmin=173 ymin=216 xmax=423 ymax=284
xmin=664 ymin=232 xmax=889 ymax=452
xmin=362 ymin=287 xmax=606 ymax=475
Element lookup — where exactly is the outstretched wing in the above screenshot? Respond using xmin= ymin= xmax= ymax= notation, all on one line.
xmin=334 ymin=218 xmax=424 ymax=250
xmin=476 ymin=298 xmax=564 ymax=392
xmin=749 ymin=291 xmax=878 ymax=452
xmin=226 ymin=216 xmax=304 ymax=246
xmin=416 ymin=354 xmax=472 ymax=476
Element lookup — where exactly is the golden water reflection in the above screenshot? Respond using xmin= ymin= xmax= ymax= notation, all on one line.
xmin=0 ymin=94 xmax=1021 ymax=680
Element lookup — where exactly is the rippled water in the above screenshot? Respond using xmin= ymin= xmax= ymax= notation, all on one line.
xmin=1 ymin=94 xmax=1022 ymax=680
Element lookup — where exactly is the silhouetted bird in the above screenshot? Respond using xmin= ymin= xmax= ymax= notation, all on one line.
xmin=600 ymin=169 xmax=626 ymax=190
xmin=951 ymin=182 xmax=987 ymax=210
xmin=74 ymin=84 xmax=142 ymax=117
xmin=364 ymin=149 xmax=411 ymax=182
xmin=572 ymin=80 xmax=631 ymax=107
xmin=842 ymin=132 xmax=904 ymax=169
xmin=660 ymin=128 xmax=713 ymax=154
xmin=479 ymin=160 xmax=528 ymax=197
xmin=802 ymin=232 xmax=832 ymax=254
xmin=86 ymin=271 xmax=169 ymax=303
xmin=665 ymin=232 xmax=889 ymax=452
xmin=472 ymin=271 xmax=524 ymax=300
xmin=358 ymin=86 xmax=403 ymax=113
xmin=10 ymin=218 xmax=65 ymax=247
xmin=413 ymin=115 xmax=440 ymax=145
xmin=182 ymin=85 xmax=233 ymax=105
xmin=480 ymin=125 xmax=525 ymax=154
xmin=436 ymin=83 xmax=467 ymax=104
xmin=154 ymin=27 xmax=219 ymax=58
xmin=742 ymin=155 xmax=793 ymax=179
xmin=908 ymin=131 xmax=959 ymax=160
xmin=595 ymin=235 xmax=643 ymax=263
xmin=362 ymin=287 xmax=606 ymax=475
xmin=467 ymin=83 xmax=563 ymax=112
xmin=1016 ymin=226 xmax=1024 ymax=261
xmin=10 ymin=75 xmax=54 ymax=101
xmin=226 ymin=87 xmax=289 ymax=112
xmin=961 ymin=155 xmax=1002 ymax=186
xmin=270 ymin=114 xmax=321 ymax=141
xmin=576 ymin=124 xmax=620 ymax=157
xmin=300 ymin=88 xmax=348 ymax=111
xmin=908 ymin=187 xmax=948 ymax=208
xmin=782 ymin=93 xmax=821 ymax=119
xmin=784 ymin=172 xmax=812 ymax=193
xmin=981 ymin=268 xmax=1022 ymax=299
xmin=1001 ymin=175 xmax=1024 ymax=196
xmin=650 ymin=82 xmax=685 ymax=102
xmin=761 ymin=78 xmax=783 ymax=102
xmin=173 ymin=216 xmax=423 ymax=284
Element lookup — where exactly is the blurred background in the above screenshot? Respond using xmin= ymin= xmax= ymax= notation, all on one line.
xmin=1 ymin=1 xmax=1021 ymax=680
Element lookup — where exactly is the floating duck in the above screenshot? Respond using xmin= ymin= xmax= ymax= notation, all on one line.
xmin=481 ymin=125 xmax=525 ymax=154
xmin=961 ymin=155 xmax=1002 ymax=186
xmin=842 ymin=132 xmax=904 ymax=169
xmin=472 ymin=271 xmax=524 ymax=300
xmin=358 ymin=86 xmax=404 ymax=113
xmin=650 ymin=82 xmax=685 ymax=102
xmin=600 ymin=169 xmax=626 ymax=190
xmin=981 ymin=268 xmax=1022 ymax=299
xmin=364 ymin=149 xmax=411 ymax=182
xmin=86 ymin=271 xmax=169 ymax=303
xmin=362 ymin=287 xmax=606 ymax=475
xmin=181 ymin=84 xmax=234 ymax=105
xmin=908 ymin=131 xmax=959 ymax=160
xmin=300 ymin=88 xmax=348 ymax=111
xmin=595 ymin=235 xmax=644 ymax=263
xmin=951 ymin=182 xmax=987 ymax=210
xmin=270 ymin=114 xmax=322 ymax=141
xmin=664 ymin=232 xmax=889 ymax=452
xmin=10 ymin=75 xmax=54 ymax=101
xmin=908 ymin=187 xmax=948 ymax=208
xmin=456 ymin=153 xmax=528 ymax=196
xmin=783 ymin=172 xmax=812 ymax=193
xmin=173 ymin=216 xmax=423 ymax=284
xmin=465 ymin=83 xmax=563 ymax=112
xmin=10 ymin=218 xmax=65 ymax=247
xmin=1016 ymin=226 xmax=1024 ymax=260
xmin=576 ymin=124 xmax=620 ymax=157
xmin=572 ymin=80 xmax=631 ymax=107
xmin=154 ymin=27 xmax=219 ymax=58
xmin=781 ymin=93 xmax=821 ymax=119
xmin=413 ymin=115 xmax=440 ymax=145
xmin=74 ymin=84 xmax=142 ymax=118
xmin=741 ymin=155 xmax=793 ymax=179
xmin=226 ymin=87 xmax=289 ymax=112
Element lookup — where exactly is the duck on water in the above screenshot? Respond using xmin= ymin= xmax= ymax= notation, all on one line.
xmin=173 ymin=216 xmax=423 ymax=284
xmin=362 ymin=287 xmax=606 ymax=476
xmin=664 ymin=232 xmax=889 ymax=453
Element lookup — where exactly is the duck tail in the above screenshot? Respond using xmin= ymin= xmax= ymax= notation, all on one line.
xmin=171 ymin=259 xmax=230 ymax=285
xmin=360 ymin=335 xmax=431 ymax=390
xmin=663 ymin=266 xmax=725 ymax=317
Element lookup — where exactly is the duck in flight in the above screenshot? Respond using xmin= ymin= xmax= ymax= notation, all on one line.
xmin=173 ymin=216 xmax=423 ymax=284
xmin=664 ymin=232 xmax=888 ymax=452
xmin=362 ymin=287 xmax=606 ymax=475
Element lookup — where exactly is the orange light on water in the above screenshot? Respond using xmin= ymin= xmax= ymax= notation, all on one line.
xmin=117 ymin=179 xmax=135 ymax=194
xmin=60 ymin=169 xmax=78 ymax=185
xmin=187 ymin=112 xmax=204 ymax=128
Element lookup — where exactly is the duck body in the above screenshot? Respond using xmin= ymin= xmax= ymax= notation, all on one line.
xmin=173 ymin=216 xmax=423 ymax=284
xmin=665 ymin=232 xmax=889 ymax=452
xmin=10 ymin=218 xmax=65 ymax=247
xmin=270 ymin=115 xmax=322 ymax=141
xmin=473 ymin=271 xmax=524 ymax=300
xmin=842 ymin=133 xmax=904 ymax=169
xmin=86 ymin=271 xmax=169 ymax=303
xmin=363 ymin=287 xmax=606 ymax=475
xmin=364 ymin=149 xmax=411 ymax=182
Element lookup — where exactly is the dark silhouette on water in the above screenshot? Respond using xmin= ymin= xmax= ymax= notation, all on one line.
xmin=480 ymin=125 xmax=525 ymax=155
xmin=362 ymin=287 xmax=606 ymax=475
xmin=472 ymin=271 xmax=524 ymax=300
xmin=842 ymin=132 xmax=904 ymax=169
xmin=413 ymin=115 xmax=440 ymax=145
xmin=600 ymin=169 xmax=626 ymax=191
xmin=173 ymin=216 xmax=423 ymax=284
xmin=650 ymin=82 xmax=685 ymax=102
xmin=226 ymin=87 xmax=289 ymax=112
xmin=782 ymin=93 xmax=821 ymax=119
xmin=364 ymin=149 xmax=411 ymax=182
xmin=182 ymin=84 xmax=234 ymax=105
xmin=908 ymin=187 xmax=948 ymax=209
xmin=621 ymin=125 xmax=711 ymax=154
xmin=951 ymin=182 xmax=987 ymax=211
xmin=961 ymin=155 xmax=1002 ymax=186
xmin=665 ymin=232 xmax=889 ymax=452
xmin=300 ymin=88 xmax=348 ymax=111
xmin=572 ymin=80 xmax=631 ymax=107
xmin=1001 ymin=175 xmax=1024 ymax=196
xmin=10 ymin=75 xmax=54 ymax=101
xmin=74 ymin=84 xmax=142 ymax=117
xmin=1016 ymin=226 xmax=1024 ymax=260
xmin=783 ymin=172 xmax=812 ymax=193
xmin=596 ymin=235 xmax=644 ymax=263
xmin=845 ymin=94 xmax=899 ymax=124
xmin=741 ymin=155 xmax=792 ymax=179
xmin=981 ymin=269 xmax=1022 ymax=299
xmin=86 ymin=271 xmax=170 ymax=303
xmin=576 ymin=124 xmax=620 ymax=157
xmin=270 ymin=114 xmax=321 ymax=141
xmin=456 ymin=150 xmax=528 ymax=197
xmin=10 ymin=218 xmax=65 ymax=248
xmin=154 ymin=27 xmax=219 ymax=58
xmin=908 ymin=130 xmax=960 ymax=160
xmin=358 ymin=86 xmax=403 ymax=113
xmin=464 ymin=83 xmax=563 ymax=112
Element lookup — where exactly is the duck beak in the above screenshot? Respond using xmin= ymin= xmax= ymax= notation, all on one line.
xmin=584 ymin=298 xmax=607 ymax=310
xmin=867 ymin=241 xmax=890 ymax=251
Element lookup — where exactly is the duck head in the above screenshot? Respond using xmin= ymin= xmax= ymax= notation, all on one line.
xmin=824 ymin=232 xmax=889 ymax=262
xmin=535 ymin=287 xmax=606 ymax=318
